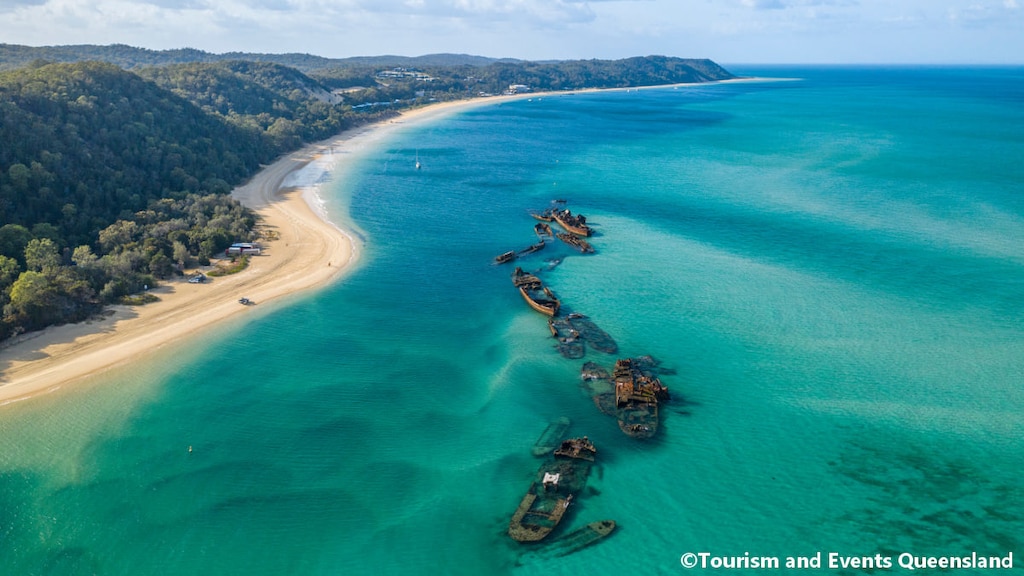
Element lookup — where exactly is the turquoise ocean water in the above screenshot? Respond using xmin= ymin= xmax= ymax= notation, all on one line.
xmin=2 ymin=66 xmax=1023 ymax=575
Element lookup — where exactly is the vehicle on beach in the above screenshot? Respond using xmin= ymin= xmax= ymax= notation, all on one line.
xmin=238 ymin=297 xmax=253 ymax=305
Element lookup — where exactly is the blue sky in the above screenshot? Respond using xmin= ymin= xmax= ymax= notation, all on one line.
xmin=1 ymin=0 xmax=1022 ymax=63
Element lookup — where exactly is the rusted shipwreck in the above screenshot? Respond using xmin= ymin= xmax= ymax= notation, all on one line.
xmin=512 ymin=266 xmax=560 ymax=316
xmin=555 ymin=232 xmax=594 ymax=253
xmin=508 ymin=437 xmax=597 ymax=542
xmin=552 ymin=208 xmax=592 ymax=237
xmin=585 ymin=357 xmax=671 ymax=439
xmin=613 ymin=358 xmax=670 ymax=439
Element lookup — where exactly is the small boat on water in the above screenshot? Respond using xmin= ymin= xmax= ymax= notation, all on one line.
xmin=555 ymin=232 xmax=594 ymax=253
xmin=546 ymin=520 xmax=616 ymax=557
xmin=509 ymin=437 xmax=597 ymax=543
xmin=553 ymin=208 xmax=592 ymax=237
xmin=512 ymin=267 xmax=560 ymax=316
xmin=566 ymin=313 xmax=617 ymax=354
xmin=532 ymin=417 xmax=572 ymax=457
xmin=548 ymin=316 xmax=584 ymax=359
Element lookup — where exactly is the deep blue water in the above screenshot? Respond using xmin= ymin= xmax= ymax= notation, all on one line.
xmin=2 ymin=66 xmax=1023 ymax=575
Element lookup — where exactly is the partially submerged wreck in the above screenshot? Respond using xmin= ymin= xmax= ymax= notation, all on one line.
xmin=555 ymin=232 xmax=594 ymax=253
xmin=532 ymin=417 xmax=572 ymax=457
xmin=549 ymin=316 xmax=584 ymax=359
xmin=509 ymin=437 xmax=598 ymax=542
xmin=495 ymin=241 xmax=546 ymax=265
xmin=553 ymin=208 xmax=592 ymax=237
xmin=512 ymin=267 xmax=560 ymax=316
xmin=547 ymin=520 xmax=616 ymax=557
xmin=566 ymin=313 xmax=617 ymax=354
xmin=613 ymin=358 xmax=670 ymax=439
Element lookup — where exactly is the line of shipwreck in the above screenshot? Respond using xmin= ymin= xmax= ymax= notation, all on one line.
xmin=494 ymin=200 xmax=677 ymax=553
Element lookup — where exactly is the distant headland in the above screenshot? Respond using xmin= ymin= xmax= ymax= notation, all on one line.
xmin=0 ymin=44 xmax=733 ymax=393
xmin=0 ymin=44 xmax=734 ymax=88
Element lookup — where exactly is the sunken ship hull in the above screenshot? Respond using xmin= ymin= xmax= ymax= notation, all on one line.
xmin=552 ymin=209 xmax=593 ymax=237
xmin=508 ymin=438 xmax=597 ymax=543
xmin=512 ymin=267 xmax=560 ymax=316
xmin=548 ymin=520 xmax=617 ymax=557
xmin=613 ymin=358 xmax=670 ymax=439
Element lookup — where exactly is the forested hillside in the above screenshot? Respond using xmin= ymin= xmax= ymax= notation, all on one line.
xmin=138 ymin=61 xmax=349 ymax=150
xmin=0 ymin=44 xmax=734 ymax=94
xmin=0 ymin=47 xmax=734 ymax=342
xmin=0 ymin=62 xmax=269 ymax=244
xmin=0 ymin=60 xmax=391 ymax=341
xmin=0 ymin=43 xmax=515 ymax=73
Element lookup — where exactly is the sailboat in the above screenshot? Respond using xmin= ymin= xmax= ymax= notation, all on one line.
xmin=415 ymin=150 xmax=421 ymax=170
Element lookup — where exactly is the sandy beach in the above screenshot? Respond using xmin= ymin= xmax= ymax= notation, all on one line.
xmin=0 ymin=93 xmax=532 ymax=405
xmin=0 ymin=81 xmax=759 ymax=406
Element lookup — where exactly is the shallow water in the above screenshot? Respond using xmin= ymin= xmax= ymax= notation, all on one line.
xmin=2 ymin=66 xmax=1023 ymax=575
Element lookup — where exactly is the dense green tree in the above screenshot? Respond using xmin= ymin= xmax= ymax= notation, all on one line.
xmin=0 ymin=50 xmax=733 ymax=342
xmin=0 ymin=254 xmax=20 ymax=312
xmin=98 ymin=221 xmax=141 ymax=253
xmin=23 ymin=238 xmax=60 ymax=272
xmin=71 ymin=245 xmax=98 ymax=268
xmin=6 ymin=271 xmax=58 ymax=329
xmin=0 ymin=224 xmax=32 ymax=262
xmin=0 ymin=255 xmax=19 ymax=288
xmin=147 ymin=251 xmax=174 ymax=277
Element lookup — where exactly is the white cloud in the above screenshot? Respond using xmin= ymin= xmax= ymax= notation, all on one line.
xmin=0 ymin=0 xmax=1021 ymax=62
xmin=741 ymin=0 xmax=786 ymax=9
xmin=946 ymin=0 xmax=1024 ymax=27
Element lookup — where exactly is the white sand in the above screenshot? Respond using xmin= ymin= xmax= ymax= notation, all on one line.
xmin=0 ymin=82 xmax=747 ymax=405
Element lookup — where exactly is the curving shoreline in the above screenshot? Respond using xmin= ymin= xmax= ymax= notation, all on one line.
xmin=0 ymin=81 xmax=760 ymax=406
xmin=0 ymin=95 xmax=522 ymax=405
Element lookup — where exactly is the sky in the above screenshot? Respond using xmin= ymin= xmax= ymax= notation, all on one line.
xmin=1 ymin=0 xmax=1022 ymax=64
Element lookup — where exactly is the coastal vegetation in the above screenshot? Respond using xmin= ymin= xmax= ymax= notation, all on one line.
xmin=207 ymin=255 xmax=250 ymax=277
xmin=0 ymin=59 xmax=392 ymax=341
xmin=0 ymin=45 xmax=733 ymax=342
